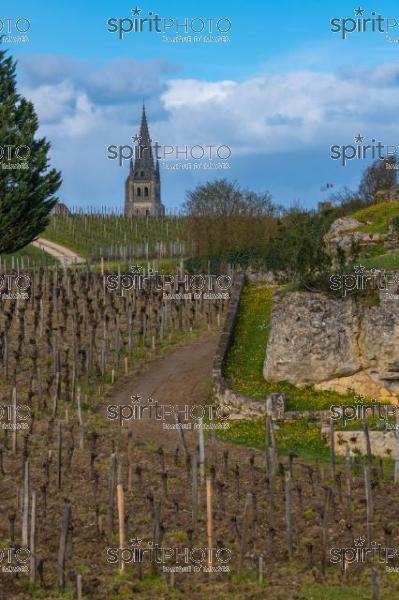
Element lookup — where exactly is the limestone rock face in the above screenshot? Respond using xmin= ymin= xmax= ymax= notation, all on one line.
xmin=327 ymin=217 xmax=362 ymax=236
xmin=263 ymin=291 xmax=399 ymax=399
xmin=325 ymin=429 xmax=398 ymax=457
xmin=323 ymin=216 xmax=386 ymax=252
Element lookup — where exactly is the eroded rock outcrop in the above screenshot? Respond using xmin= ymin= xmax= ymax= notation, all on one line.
xmin=323 ymin=216 xmax=386 ymax=253
xmin=263 ymin=291 xmax=399 ymax=400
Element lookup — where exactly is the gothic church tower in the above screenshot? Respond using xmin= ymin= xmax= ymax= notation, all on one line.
xmin=124 ymin=105 xmax=165 ymax=217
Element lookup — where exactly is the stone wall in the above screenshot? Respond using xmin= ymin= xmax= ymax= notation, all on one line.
xmin=264 ymin=290 xmax=399 ymax=401
xmin=321 ymin=426 xmax=398 ymax=458
xmin=212 ymin=274 xmax=329 ymax=420
xmin=212 ymin=273 xmax=259 ymax=419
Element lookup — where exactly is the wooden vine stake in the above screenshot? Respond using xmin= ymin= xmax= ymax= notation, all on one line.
xmin=238 ymin=492 xmax=252 ymax=572
xmin=198 ymin=420 xmax=205 ymax=484
xmin=363 ymin=420 xmax=372 ymax=465
xmin=29 ymin=490 xmax=37 ymax=583
xmin=206 ymin=476 xmax=213 ymax=571
xmin=175 ymin=413 xmax=189 ymax=457
xmin=191 ymin=454 xmax=198 ymax=531
xmin=365 ymin=465 xmax=374 ymax=545
xmin=77 ymin=574 xmax=83 ymax=599
xmin=117 ymin=483 xmax=126 ymax=573
xmin=258 ymin=555 xmax=264 ymax=583
xmin=108 ymin=453 xmax=117 ymax=534
xmin=58 ymin=500 xmax=72 ymax=590
xmin=22 ymin=461 xmax=30 ymax=546
xmin=372 ymin=567 xmax=380 ymax=600
xmin=285 ymin=470 xmax=293 ymax=559
xmin=12 ymin=387 xmax=17 ymax=454
xmin=77 ymin=388 xmax=84 ymax=450
xmin=329 ymin=418 xmax=336 ymax=477
xmin=321 ymin=486 xmax=332 ymax=577
xmin=57 ymin=421 xmax=63 ymax=489
xmin=345 ymin=447 xmax=352 ymax=521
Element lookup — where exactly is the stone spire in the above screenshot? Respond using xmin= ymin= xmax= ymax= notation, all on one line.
xmin=134 ymin=104 xmax=154 ymax=175
xmin=124 ymin=104 xmax=165 ymax=218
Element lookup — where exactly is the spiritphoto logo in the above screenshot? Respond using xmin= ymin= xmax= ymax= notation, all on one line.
xmin=106 ymin=537 xmax=231 ymax=573
xmin=0 ymin=403 xmax=30 ymax=430
xmin=330 ymin=7 xmax=398 ymax=40
xmin=330 ymin=538 xmax=397 ymax=567
xmin=330 ymin=135 xmax=397 ymax=167
xmin=0 ymin=17 xmax=30 ymax=43
xmin=105 ymin=265 xmax=232 ymax=300
xmin=330 ymin=393 xmax=398 ymax=427
xmin=107 ymin=394 xmax=230 ymax=430
xmin=107 ymin=7 xmax=231 ymax=43
xmin=107 ymin=138 xmax=231 ymax=171
xmin=329 ymin=265 xmax=398 ymax=297
xmin=0 ymin=274 xmax=31 ymax=300
xmin=0 ymin=144 xmax=30 ymax=170
xmin=0 ymin=546 xmax=31 ymax=573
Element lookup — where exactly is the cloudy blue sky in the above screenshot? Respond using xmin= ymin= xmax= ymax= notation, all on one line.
xmin=3 ymin=0 xmax=399 ymax=211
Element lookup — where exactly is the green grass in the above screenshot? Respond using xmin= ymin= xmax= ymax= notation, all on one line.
xmin=42 ymin=214 xmax=187 ymax=260
xmin=361 ymin=250 xmax=399 ymax=270
xmin=18 ymin=568 xmax=399 ymax=599
xmin=215 ymin=414 xmax=397 ymax=467
xmin=300 ymin=583 xmax=399 ymax=600
xmin=224 ymin=282 xmax=361 ymax=412
xmin=352 ymin=201 xmax=399 ymax=234
xmin=1 ymin=243 xmax=57 ymax=267
xmin=217 ymin=416 xmax=330 ymax=459
xmin=345 ymin=201 xmax=399 ymax=269
xmin=22 ymin=572 xmax=399 ymax=600
xmin=334 ymin=415 xmax=396 ymax=431
xmin=358 ymin=242 xmax=386 ymax=259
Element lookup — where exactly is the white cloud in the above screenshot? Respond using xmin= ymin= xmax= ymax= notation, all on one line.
xmin=162 ymin=79 xmax=236 ymax=107
xmin=16 ymin=55 xmax=399 ymax=207
xmin=161 ymin=67 xmax=399 ymax=154
xmin=23 ymin=55 xmax=399 ymax=152
xmin=23 ymin=81 xmax=77 ymax=123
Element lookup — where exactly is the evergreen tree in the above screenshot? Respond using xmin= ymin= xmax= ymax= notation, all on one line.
xmin=0 ymin=50 xmax=61 ymax=253
xmin=266 ymin=211 xmax=331 ymax=280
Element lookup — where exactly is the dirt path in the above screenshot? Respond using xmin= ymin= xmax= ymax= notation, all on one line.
xmin=32 ymin=237 xmax=85 ymax=264
xmin=107 ymin=332 xmax=220 ymax=448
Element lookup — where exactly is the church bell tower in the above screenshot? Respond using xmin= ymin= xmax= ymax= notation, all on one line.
xmin=124 ymin=105 xmax=165 ymax=217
